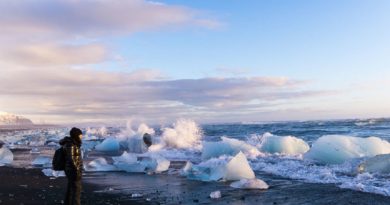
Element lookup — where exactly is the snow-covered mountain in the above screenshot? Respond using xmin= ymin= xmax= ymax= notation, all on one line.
xmin=0 ymin=112 xmax=33 ymax=126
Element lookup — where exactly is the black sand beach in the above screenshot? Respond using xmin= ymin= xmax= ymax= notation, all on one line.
xmin=0 ymin=166 xmax=150 ymax=205
xmin=1 ymin=166 xmax=390 ymax=205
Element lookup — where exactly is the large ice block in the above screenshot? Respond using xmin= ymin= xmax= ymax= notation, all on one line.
xmin=305 ymin=135 xmax=390 ymax=164
xmin=95 ymin=138 xmax=120 ymax=152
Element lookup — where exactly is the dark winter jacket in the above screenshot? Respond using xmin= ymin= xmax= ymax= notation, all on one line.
xmin=59 ymin=137 xmax=83 ymax=181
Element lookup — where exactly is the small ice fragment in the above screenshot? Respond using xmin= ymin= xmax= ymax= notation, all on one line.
xmin=131 ymin=193 xmax=143 ymax=198
xmin=42 ymin=168 xmax=65 ymax=177
xmin=210 ymin=190 xmax=221 ymax=199
xmin=230 ymin=179 xmax=269 ymax=189
xmin=30 ymin=147 xmax=40 ymax=154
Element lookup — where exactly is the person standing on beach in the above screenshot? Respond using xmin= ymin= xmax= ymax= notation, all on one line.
xmin=60 ymin=127 xmax=83 ymax=205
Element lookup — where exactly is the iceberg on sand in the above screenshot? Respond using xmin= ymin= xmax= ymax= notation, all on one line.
xmin=202 ymin=137 xmax=261 ymax=160
xmin=42 ymin=168 xmax=65 ymax=177
xmin=305 ymin=135 xmax=390 ymax=164
xmin=185 ymin=152 xmax=255 ymax=181
xmin=230 ymin=178 xmax=269 ymax=189
xmin=113 ymin=152 xmax=170 ymax=173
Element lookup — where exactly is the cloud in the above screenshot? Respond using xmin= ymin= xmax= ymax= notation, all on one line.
xmin=1 ymin=43 xmax=109 ymax=66
xmin=0 ymin=0 xmax=220 ymax=39
xmin=0 ymin=0 xmax=222 ymax=68
xmin=0 ymin=67 xmax=332 ymax=123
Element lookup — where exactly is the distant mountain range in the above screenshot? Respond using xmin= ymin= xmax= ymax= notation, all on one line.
xmin=0 ymin=112 xmax=34 ymax=126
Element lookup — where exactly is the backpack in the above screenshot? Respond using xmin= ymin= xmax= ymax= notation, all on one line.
xmin=52 ymin=147 xmax=66 ymax=171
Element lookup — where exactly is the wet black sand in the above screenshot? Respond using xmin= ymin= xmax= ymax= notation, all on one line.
xmin=1 ymin=165 xmax=389 ymax=205
xmin=0 ymin=166 xmax=149 ymax=205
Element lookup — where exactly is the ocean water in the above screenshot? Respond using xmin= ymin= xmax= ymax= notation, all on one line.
xmin=2 ymin=118 xmax=390 ymax=198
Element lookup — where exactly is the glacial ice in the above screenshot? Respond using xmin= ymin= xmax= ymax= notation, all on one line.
xmin=42 ymin=168 xmax=65 ymax=177
xmin=210 ymin=190 xmax=221 ymax=199
xmin=0 ymin=147 xmax=13 ymax=166
xmin=112 ymin=151 xmax=138 ymax=164
xmin=305 ymin=135 xmax=390 ymax=164
xmin=250 ymin=133 xmax=310 ymax=155
xmin=95 ymin=138 xmax=120 ymax=152
xmin=202 ymin=137 xmax=261 ymax=160
xmin=113 ymin=153 xmax=170 ymax=173
xmin=224 ymin=152 xmax=255 ymax=181
xmin=230 ymin=178 xmax=269 ymax=189
xmin=114 ymin=162 xmax=146 ymax=173
xmin=185 ymin=152 xmax=255 ymax=181
xmin=180 ymin=161 xmax=193 ymax=176
xmin=86 ymin=157 xmax=118 ymax=172
xmin=358 ymin=154 xmax=390 ymax=174
xmin=142 ymin=155 xmax=171 ymax=173
xmin=127 ymin=136 xmax=148 ymax=153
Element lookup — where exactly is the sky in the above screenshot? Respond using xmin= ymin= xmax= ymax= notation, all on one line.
xmin=0 ymin=0 xmax=389 ymax=125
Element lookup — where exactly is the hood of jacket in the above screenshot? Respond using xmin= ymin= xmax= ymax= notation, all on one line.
xmin=59 ymin=136 xmax=81 ymax=146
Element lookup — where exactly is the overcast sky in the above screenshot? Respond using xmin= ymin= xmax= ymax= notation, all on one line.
xmin=1 ymin=0 xmax=389 ymax=125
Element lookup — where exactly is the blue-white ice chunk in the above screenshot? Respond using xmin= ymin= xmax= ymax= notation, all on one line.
xmin=112 ymin=151 xmax=138 ymax=164
xmin=42 ymin=168 xmax=65 ymax=177
xmin=358 ymin=154 xmax=390 ymax=174
xmin=142 ymin=155 xmax=170 ymax=173
xmin=305 ymin=135 xmax=390 ymax=164
xmin=251 ymin=133 xmax=309 ymax=155
xmin=186 ymin=152 xmax=255 ymax=181
xmin=95 ymin=138 xmax=120 ymax=152
xmin=0 ymin=147 xmax=13 ymax=166
xmin=224 ymin=152 xmax=255 ymax=181
xmin=115 ymin=162 xmax=146 ymax=173
xmin=114 ymin=154 xmax=170 ymax=173
xmin=86 ymin=157 xmax=118 ymax=172
xmin=127 ymin=136 xmax=148 ymax=153
xmin=230 ymin=178 xmax=269 ymax=189
xmin=180 ymin=161 xmax=193 ymax=176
